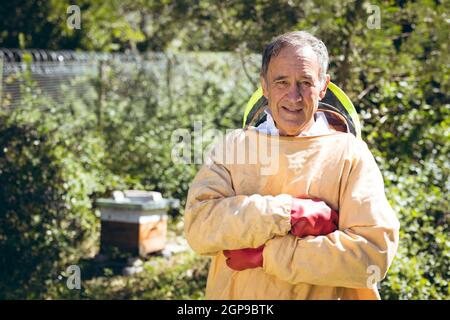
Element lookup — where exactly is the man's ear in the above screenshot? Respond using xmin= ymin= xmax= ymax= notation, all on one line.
xmin=319 ymin=74 xmax=331 ymax=100
xmin=261 ymin=76 xmax=268 ymax=99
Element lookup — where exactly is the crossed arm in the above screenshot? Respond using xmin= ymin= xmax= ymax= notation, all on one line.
xmin=184 ymin=160 xmax=293 ymax=255
xmin=184 ymin=141 xmax=399 ymax=288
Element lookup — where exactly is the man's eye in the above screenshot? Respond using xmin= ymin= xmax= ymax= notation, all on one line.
xmin=275 ymin=81 xmax=288 ymax=87
xmin=302 ymin=81 xmax=312 ymax=86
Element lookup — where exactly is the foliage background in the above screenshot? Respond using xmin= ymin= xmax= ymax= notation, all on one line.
xmin=0 ymin=0 xmax=448 ymax=299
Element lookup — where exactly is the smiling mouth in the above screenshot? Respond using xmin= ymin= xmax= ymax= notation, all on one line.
xmin=281 ymin=106 xmax=304 ymax=114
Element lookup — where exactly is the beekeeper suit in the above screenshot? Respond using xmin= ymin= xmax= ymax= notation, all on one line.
xmin=184 ymin=31 xmax=399 ymax=300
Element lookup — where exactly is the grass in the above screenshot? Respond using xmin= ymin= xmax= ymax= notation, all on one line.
xmin=79 ymin=250 xmax=210 ymax=300
xmin=46 ymin=218 xmax=211 ymax=300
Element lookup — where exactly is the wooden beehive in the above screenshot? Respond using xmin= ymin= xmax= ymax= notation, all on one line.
xmin=96 ymin=192 xmax=177 ymax=257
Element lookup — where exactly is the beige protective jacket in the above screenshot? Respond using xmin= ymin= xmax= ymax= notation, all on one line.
xmin=184 ymin=128 xmax=400 ymax=300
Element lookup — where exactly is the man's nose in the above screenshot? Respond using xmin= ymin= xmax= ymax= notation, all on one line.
xmin=287 ymin=85 xmax=303 ymax=102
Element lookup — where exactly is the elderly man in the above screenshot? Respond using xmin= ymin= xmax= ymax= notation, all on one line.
xmin=184 ymin=31 xmax=399 ymax=300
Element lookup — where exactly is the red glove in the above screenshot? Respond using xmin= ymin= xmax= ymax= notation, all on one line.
xmin=290 ymin=196 xmax=339 ymax=238
xmin=223 ymin=245 xmax=264 ymax=271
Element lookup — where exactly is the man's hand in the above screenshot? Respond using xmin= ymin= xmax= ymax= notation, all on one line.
xmin=223 ymin=245 xmax=264 ymax=271
xmin=290 ymin=197 xmax=339 ymax=238
xmin=223 ymin=197 xmax=337 ymax=271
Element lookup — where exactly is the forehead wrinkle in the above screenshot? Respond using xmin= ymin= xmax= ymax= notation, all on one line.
xmin=268 ymin=46 xmax=321 ymax=82
xmin=268 ymin=59 xmax=318 ymax=81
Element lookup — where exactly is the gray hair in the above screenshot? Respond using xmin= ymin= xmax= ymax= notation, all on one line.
xmin=261 ymin=31 xmax=329 ymax=83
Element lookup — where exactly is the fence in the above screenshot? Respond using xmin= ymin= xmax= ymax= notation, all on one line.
xmin=0 ymin=48 xmax=260 ymax=113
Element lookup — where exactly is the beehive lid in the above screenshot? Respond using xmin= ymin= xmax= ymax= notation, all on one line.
xmin=96 ymin=190 xmax=179 ymax=211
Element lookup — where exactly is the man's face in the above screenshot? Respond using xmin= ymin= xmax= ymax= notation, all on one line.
xmin=261 ymin=45 xmax=330 ymax=136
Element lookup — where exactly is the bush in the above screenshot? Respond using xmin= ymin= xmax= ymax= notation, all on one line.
xmin=380 ymin=165 xmax=449 ymax=299
xmin=0 ymin=116 xmax=101 ymax=298
xmin=363 ymin=75 xmax=449 ymax=300
xmin=0 ymin=95 xmax=127 ymax=298
xmin=0 ymin=119 xmax=67 ymax=298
